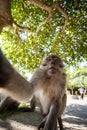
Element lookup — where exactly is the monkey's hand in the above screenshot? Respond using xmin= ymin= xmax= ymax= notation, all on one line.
xmin=38 ymin=117 xmax=46 ymax=130
xmin=0 ymin=96 xmax=20 ymax=112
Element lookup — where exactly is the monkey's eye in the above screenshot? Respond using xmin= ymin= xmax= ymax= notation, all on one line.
xmin=42 ymin=63 xmax=47 ymax=66
xmin=48 ymin=58 xmax=52 ymax=61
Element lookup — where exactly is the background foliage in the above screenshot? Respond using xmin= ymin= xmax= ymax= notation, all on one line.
xmin=67 ymin=66 xmax=87 ymax=89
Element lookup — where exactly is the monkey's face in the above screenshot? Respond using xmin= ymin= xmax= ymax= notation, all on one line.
xmin=40 ymin=54 xmax=64 ymax=76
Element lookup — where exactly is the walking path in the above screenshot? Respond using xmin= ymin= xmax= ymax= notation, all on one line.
xmin=63 ymin=95 xmax=87 ymax=130
xmin=0 ymin=95 xmax=87 ymax=130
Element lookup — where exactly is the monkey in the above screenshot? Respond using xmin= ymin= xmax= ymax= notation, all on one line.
xmin=14 ymin=54 xmax=66 ymax=129
xmin=28 ymin=54 xmax=67 ymax=130
xmin=0 ymin=49 xmax=67 ymax=130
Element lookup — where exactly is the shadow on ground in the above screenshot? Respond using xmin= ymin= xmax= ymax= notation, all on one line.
xmin=0 ymin=98 xmax=87 ymax=130
xmin=0 ymin=111 xmax=44 ymax=130
xmin=62 ymin=98 xmax=87 ymax=130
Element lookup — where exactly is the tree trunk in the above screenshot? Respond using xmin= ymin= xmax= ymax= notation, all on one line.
xmin=0 ymin=0 xmax=13 ymax=32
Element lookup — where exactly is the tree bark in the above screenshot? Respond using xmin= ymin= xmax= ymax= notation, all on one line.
xmin=0 ymin=0 xmax=13 ymax=32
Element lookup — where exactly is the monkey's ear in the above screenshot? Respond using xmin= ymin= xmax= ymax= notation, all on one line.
xmin=59 ymin=62 xmax=64 ymax=68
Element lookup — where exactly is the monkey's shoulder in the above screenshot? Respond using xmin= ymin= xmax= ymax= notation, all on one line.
xmin=59 ymin=73 xmax=66 ymax=89
xmin=30 ymin=68 xmax=45 ymax=85
xmin=32 ymin=68 xmax=45 ymax=78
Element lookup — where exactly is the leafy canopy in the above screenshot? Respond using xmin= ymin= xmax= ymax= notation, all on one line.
xmin=67 ymin=66 xmax=87 ymax=88
xmin=0 ymin=0 xmax=87 ymax=72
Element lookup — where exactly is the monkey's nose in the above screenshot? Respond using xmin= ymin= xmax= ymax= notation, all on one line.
xmin=51 ymin=61 xmax=55 ymax=65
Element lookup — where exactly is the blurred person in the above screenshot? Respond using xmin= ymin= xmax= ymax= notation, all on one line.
xmin=78 ymin=87 xmax=85 ymax=99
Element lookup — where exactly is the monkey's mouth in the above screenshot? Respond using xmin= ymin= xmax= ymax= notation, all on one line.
xmin=48 ymin=67 xmax=57 ymax=74
xmin=49 ymin=67 xmax=56 ymax=70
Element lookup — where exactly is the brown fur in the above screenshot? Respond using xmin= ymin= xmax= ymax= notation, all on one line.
xmin=0 ymin=49 xmax=33 ymax=101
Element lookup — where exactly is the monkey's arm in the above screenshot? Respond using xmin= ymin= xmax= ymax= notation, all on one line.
xmin=0 ymin=49 xmax=33 ymax=102
xmin=43 ymin=100 xmax=59 ymax=130
xmin=39 ymin=94 xmax=67 ymax=130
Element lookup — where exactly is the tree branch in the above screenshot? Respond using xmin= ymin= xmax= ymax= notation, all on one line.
xmin=13 ymin=21 xmax=30 ymax=31
xmin=36 ymin=11 xmax=52 ymax=33
xmin=29 ymin=0 xmax=53 ymax=34
xmin=29 ymin=0 xmax=52 ymax=13
xmin=55 ymin=3 xmax=69 ymax=22
xmin=29 ymin=0 xmax=69 ymax=33
xmin=53 ymin=2 xmax=69 ymax=32
xmin=61 ymin=21 xmax=68 ymax=33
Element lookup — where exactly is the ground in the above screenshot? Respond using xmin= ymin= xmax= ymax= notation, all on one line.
xmin=63 ymin=95 xmax=87 ymax=130
xmin=0 ymin=95 xmax=87 ymax=130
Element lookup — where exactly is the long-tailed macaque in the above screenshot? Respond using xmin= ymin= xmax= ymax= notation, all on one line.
xmin=0 ymin=49 xmax=67 ymax=130
xmin=29 ymin=54 xmax=67 ymax=130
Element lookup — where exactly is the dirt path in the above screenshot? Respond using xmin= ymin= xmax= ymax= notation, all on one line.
xmin=63 ymin=95 xmax=87 ymax=130
xmin=0 ymin=95 xmax=87 ymax=130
